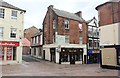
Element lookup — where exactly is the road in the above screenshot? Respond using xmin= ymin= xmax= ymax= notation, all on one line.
xmin=1 ymin=55 xmax=119 ymax=77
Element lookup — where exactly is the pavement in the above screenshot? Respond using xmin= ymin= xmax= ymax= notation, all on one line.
xmin=1 ymin=55 xmax=119 ymax=76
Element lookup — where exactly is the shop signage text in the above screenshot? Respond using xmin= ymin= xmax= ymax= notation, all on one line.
xmin=0 ymin=42 xmax=19 ymax=46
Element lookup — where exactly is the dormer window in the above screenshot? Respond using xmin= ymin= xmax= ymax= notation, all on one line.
xmin=64 ymin=20 xmax=69 ymax=29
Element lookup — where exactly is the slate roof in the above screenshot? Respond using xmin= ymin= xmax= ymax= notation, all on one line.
xmin=108 ymin=0 xmax=120 ymax=2
xmin=52 ymin=8 xmax=83 ymax=22
xmin=0 ymin=0 xmax=26 ymax=12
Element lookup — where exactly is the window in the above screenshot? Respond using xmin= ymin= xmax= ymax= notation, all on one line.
xmin=65 ymin=36 xmax=69 ymax=43
xmin=53 ymin=20 xmax=56 ymax=29
xmin=0 ymin=27 xmax=3 ymax=38
xmin=10 ymin=28 xmax=17 ymax=38
xmin=0 ymin=8 xmax=5 ymax=18
xmin=79 ymin=37 xmax=82 ymax=45
xmin=64 ymin=20 xmax=69 ymax=29
xmin=11 ymin=10 xmax=17 ymax=19
xmin=79 ymin=24 xmax=82 ymax=31
xmin=88 ymin=26 xmax=93 ymax=37
xmin=88 ymin=39 xmax=93 ymax=49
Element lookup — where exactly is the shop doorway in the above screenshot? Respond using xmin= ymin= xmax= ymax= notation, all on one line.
xmin=50 ymin=48 xmax=55 ymax=63
xmin=70 ymin=52 xmax=75 ymax=64
xmin=88 ymin=53 xmax=99 ymax=64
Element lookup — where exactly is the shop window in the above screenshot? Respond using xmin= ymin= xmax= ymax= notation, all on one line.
xmin=6 ymin=47 xmax=12 ymax=60
xmin=0 ymin=27 xmax=3 ymax=38
xmin=0 ymin=8 xmax=5 ymax=18
xmin=61 ymin=51 xmax=69 ymax=62
xmin=10 ymin=28 xmax=17 ymax=38
xmin=64 ymin=20 xmax=69 ymax=29
xmin=75 ymin=53 xmax=82 ymax=61
xmin=11 ymin=10 xmax=17 ymax=19
xmin=0 ymin=47 xmax=4 ymax=61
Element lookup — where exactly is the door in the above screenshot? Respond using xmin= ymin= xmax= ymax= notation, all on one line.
xmin=70 ymin=52 xmax=75 ymax=64
xmin=43 ymin=50 xmax=45 ymax=60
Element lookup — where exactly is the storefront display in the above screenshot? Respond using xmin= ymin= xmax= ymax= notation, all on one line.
xmin=0 ymin=41 xmax=19 ymax=62
xmin=88 ymin=49 xmax=100 ymax=64
xmin=6 ymin=47 xmax=12 ymax=60
xmin=0 ymin=47 xmax=4 ymax=61
xmin=60 ymin=48 xmax=83 ymax=64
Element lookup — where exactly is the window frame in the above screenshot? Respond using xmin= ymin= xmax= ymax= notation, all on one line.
xmin=11 ymin=10 xmax=17 ymax=19
xmin=10 ymin=28 xmax=17 ymax=38
xmin=0 ymin=8 xmax=5 ymax=19
xmin=64 ymin=19 xmax=69 ymax=29
xmin=0 ymin=27 xmax=3 ymax=38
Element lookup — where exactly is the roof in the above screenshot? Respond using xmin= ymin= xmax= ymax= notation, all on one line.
xmin=0 ymin=0 xmax=26 ymax=12
xmin=96 ymin=0 xmax=120 ymax=10
xmin=108 ymin=0 xmax=120 ymax=2
xmin=52 ymin=8 xmax=83 ymax=22
xmin=22 ymin=38 xmax=30 ymax=47
xmin=31 ymin=32 xmax=42 ymax=38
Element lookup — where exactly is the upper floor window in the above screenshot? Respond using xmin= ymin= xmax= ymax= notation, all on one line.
xmin=64 ymin=20 xmax=69 ymax=29
xmin=0 ymin=27 xmax=3 ymax=38
xmin=79 ymin=37 xmax=82 ymax=45
xmin=53 ymin=20 xmax=56 ymax=29
xmin=79 ymin=24 xmax=82 ymax=31
xmin=10 ymin=28 xmax=17 ymax=38
xmin=0 ymin=8 xmax=5 ymax=18
xmin=65 ymin=36 xmax=69 ymax=43
xmin=11 ymin=10 xmax=17 ymax=19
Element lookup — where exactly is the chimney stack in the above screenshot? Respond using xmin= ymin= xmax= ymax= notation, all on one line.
xmin=75 ymin=11 xmax=82 ymax=17
xmin=48 ymin=5 xmax=53 ymax=9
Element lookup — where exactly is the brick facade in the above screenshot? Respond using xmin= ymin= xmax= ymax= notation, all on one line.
xmin=43 ymin=6 xmax=87 ymax=45
xmin=96 ymin=2 xmax=120 ymax=26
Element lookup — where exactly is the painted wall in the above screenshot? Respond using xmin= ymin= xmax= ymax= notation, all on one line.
xmin=0 ymin=6 xmax=25 ymax=64
xmin=99 ymin=23 xmax=120 ymax=46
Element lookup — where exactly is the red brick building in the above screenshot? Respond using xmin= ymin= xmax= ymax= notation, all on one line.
xmin=43 ymin=5 xmax=88 ymax=64
xmin=96 ymin=0 xmax=120 ymax=69
xmin=23 ymin=26 xmax=40 ymax=55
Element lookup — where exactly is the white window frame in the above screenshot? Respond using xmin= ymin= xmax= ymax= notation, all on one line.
xmin=10 ymin=28 xmax=17 ymax=38
xmin=11 ymin=10 xmax=17 ymax=19
xmin=65 ymin=36 xmax=69 ymax=43
xmin=0 ymin=8 xmax=5 ymax=18
xmin=0 ymin=27 xmax=3 ymax=38
xmin=64 ymin=20 xmax=69 ymax=29
xmin=79 ymin=37 xmax=83 ymax=45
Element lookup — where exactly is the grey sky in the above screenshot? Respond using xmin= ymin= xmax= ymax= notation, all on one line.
xmin=4 ymin=0 xmax=109 ymax=29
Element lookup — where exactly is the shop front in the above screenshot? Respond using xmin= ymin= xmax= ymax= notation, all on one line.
xmin=0 ymin=41 xmax=20 ymax=64
xmin=59 ymin=48 xmax=83 ymax=64
xmin=87 ymin=49 xmax=100 ymax=64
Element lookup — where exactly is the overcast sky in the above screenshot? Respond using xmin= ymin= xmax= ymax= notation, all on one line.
xmin=4 ymin=0 xmax=109 ymax=29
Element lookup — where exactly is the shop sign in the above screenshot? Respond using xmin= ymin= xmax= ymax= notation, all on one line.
xmin=0 ymin=42 xmax=19 ymax=46
xmin=93 ymin=50 xmax=99 ymax=53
